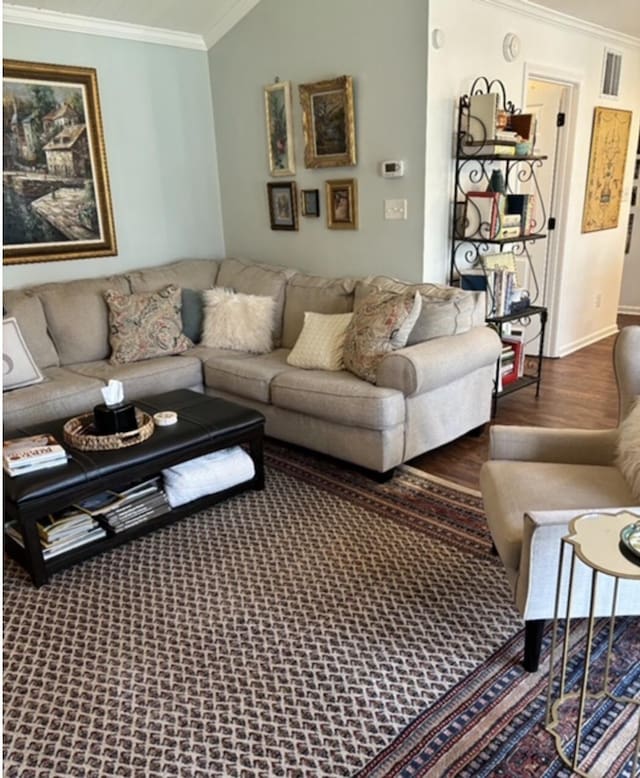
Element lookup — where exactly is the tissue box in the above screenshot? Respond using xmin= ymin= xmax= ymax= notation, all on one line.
xmin=93 ymin=402 xmax=138 ymax=435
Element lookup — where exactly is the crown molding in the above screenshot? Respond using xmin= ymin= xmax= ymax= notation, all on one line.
xmin=3 ymin=4 xmax=207 ymax=51
xmin=478 ymin=0 xmax=640 ymax=49
xmin=203 ymin=0 xmax=261 ymax=48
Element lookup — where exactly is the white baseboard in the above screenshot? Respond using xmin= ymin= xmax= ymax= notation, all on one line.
xmin=553 ymin=324 xmax=620 ymax=358
xmin=618 ymin=305 xmax=640 ymax=316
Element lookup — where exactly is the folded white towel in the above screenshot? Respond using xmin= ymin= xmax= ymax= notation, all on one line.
xmin=162 ymin=445 xmax=255 ymax=508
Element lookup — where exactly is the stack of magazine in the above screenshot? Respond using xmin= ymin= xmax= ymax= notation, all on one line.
xmin=74 ymin=477 xmax=169 ymax=533
xmin=3 ymin=434 xmax=68 ymax=477
xmin=5 ymin=509 xmax=107 ymax=559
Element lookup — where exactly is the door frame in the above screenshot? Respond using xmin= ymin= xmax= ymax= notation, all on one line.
xmin=520 ymin=64 xmax=582 ymax=357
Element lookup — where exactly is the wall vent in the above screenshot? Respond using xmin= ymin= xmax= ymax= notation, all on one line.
xmin=601 ymin=48 xmax=622 ymax=97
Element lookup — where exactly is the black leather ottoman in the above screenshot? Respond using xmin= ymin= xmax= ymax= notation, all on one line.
xmin=4 ymin=390 xmax=265 ymax=586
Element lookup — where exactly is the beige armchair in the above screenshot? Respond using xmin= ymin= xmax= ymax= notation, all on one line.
xmin=480 ymin=325 xmax=640 ymax=671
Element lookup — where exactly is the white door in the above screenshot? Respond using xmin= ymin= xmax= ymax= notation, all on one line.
xmin=522 ymin=78 xmax=568 ymax=356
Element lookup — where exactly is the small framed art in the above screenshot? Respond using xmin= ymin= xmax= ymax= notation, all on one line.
xmin=267 ymin=181 xmax=298 ymax=231
xmin=326 ymin=179 xmax=358 ymax=230
xmin=301 ymin=189 xmax=320 ymax=217
xmin=264 ymin=80 xmax=295 ymax=177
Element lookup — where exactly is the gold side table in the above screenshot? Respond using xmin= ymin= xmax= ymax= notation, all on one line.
xmin=545 ymin=511 xmax=640 ymax=777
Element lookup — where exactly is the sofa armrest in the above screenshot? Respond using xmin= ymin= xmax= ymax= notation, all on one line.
xmin=489 ymin=425 xmax=619 ymax=465
xmin=376 ymin=326 xmax=501 ymax=395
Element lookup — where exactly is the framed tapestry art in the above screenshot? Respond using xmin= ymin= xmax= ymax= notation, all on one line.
xmin=299 ymin=75 xmax=356 ymax=169
xmin=326 ymin=179 xmax=358 ymax=230
xmin=3 ymin=59 xmax=117 ymax=265
xmin=267 ymin=181 xmax=298 ymax=231
xmin=582 ymin=107 xmax=632 ymax=233
xmin=264 ymin=80 xmax=295 ymax=177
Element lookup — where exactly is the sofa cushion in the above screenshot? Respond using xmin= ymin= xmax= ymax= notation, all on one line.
xmin=201 ymin=289 xmax=275 ymax=354
xmin=2 ymin=366 xmax=106 ymax=429
xmin=616 ymin=397 xmax=640 ymax=500
xmin=216 ymin=258 xmax=293 ymax=347
xmin=287 ymin=312 xmax=353 ymax=371
xmin=34 ymin=275 xmax=131 ymax=365
xmin=126 ymin=258 xmax=220 ymax=293
xmin=104 ymin=285 xmax=192 ymax=365
xmin=181 ymin=288 xmax=204 ymax=343
xmin=203 ymin=349 xmax=293 ymax=404
xmin=67 ymin=355 xmax=203 ymax=401
xmin=3 ymin=318 xmax=44 ymax=390
xmin=281 ymin=273 xmax=356 ymax=348
xmin=2 ymin=290 xmax=59 ymax=368
xmin=343 ymin=290 xmax=422 ymax=383
xmin=355 ymin=277 xmax=480 ymax=344
xmin=271 ymin=369 xmax=405 ymax=430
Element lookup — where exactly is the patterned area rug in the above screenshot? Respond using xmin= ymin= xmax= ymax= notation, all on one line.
xmin=3 ymin=442 xmax=638 ymax=777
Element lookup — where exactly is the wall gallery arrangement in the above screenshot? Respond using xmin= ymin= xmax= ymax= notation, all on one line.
xmin=263 ymin=74 xmax=358 ymax=231
xmin=3 ymin=59 xmax=117 ymax=265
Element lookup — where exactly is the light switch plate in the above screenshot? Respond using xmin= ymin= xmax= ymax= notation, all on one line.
xmin=384 ymin=199 xmax=407 ymax=220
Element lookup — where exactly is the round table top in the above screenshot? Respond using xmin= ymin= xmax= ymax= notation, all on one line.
xmin=566 ymin=511 xmax=640 ymax=580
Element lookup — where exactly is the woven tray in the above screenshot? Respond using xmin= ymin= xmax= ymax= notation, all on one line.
xmin=63 ymin=409 xmax=154 ymax=451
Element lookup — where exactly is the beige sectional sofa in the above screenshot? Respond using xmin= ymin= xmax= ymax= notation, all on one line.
xmin=3 ymin=257 xmax=501 ymax=474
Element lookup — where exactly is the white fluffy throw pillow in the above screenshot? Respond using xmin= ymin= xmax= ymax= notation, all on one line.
xmin=616 ymin=397 xmax=640 ymax=501
xmin=287 ymin=312 xmax=354 ymax=371
xmin=201 ymin=288 xmax=275 ymax=353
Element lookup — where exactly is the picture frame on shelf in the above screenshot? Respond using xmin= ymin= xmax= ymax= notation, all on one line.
xmin=263 ymin=80 xmax=295 ymax=177
xmin=3 ymin=58 xmax=117 ymax=265
xmin=582 ymin=106 xmax=632 ymax=233
xmin=298 ymin=75 xmax=356 ymax=168
xmin=325 ymin=178 xmax=358 ymax=229
xmin=267 ymin=181 xmax=298 ymax=231
xmin=301 ymin=188 xmax=320 ymax=217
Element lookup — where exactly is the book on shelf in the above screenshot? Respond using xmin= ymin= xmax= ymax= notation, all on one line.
xmin=459 ymin=268 xmax=487 ymax=292
xmin=502 ymin=333 xmax=526 ymax=377
xmin=461 ymin=142 xmax=516 ymax=157
xmin=467 ymin=93 xmax=498 ymax=143
xmin=3 ymin=433 xmax=68 ymax=476
xmin=465 ymin=191 xmax=504 ymax=239
xmin=505 ymin=193 xmax=535 ymax=235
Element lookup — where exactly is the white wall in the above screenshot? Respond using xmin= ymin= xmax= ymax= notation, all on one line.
xmin=208 ymin=0 xmax=428 ymax=282
xmin=3 ymin=23 xmax=224 ymax=290
xmin=426 ymin=0 xmax=640 ymax=355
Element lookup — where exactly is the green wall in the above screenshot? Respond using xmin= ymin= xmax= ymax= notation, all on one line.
xmin=3 ymin=23 xmax=224 ymax=290
xmin=208 ymin=0 xmax=429 ymax=282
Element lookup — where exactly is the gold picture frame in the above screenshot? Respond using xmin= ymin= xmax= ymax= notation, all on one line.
xmin=299 ymin=75 xmax=356 ymax=169
xmin=3 ymin=59 xmax=117 ymax=265
xmin=263 ymin=80 xmax=295 ymax=177
xmin=582 ymin=107 xmax=632 ymax=233
xmin=326 ymin=178 xmax=358 ymax=230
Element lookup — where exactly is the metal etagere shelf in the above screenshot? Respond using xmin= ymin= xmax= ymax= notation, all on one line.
xmin=450 ymin=77 xmax=549 ymax=411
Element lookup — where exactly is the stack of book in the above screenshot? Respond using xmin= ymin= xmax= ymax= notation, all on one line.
xmin=75 ymin=477 xmax=169 ymax=533
xmin=5 ymin=509 xmax=107 ymax=559
xmin=3 ymin=434 xmax=68 ymax=477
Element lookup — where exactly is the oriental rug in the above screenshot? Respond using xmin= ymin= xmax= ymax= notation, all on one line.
xmin=3 ymin=442 xmax=638 ymax=777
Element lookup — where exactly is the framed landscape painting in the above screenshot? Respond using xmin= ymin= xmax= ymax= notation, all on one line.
xmin=267 ymin=181 xmax=298 ymax=231
xmin=3 ymin=59 xmax=117 ymax=265
xmin=299 ymin=75 xmax=356 ymax=169
xmin=264 ymin=80 xmax=295 ymax=177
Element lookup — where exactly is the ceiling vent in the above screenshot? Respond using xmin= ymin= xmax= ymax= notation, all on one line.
xmin=601 ymin=48 xmax=622 ymax=97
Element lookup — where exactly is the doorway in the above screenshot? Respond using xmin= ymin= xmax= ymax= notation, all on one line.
xmin=522 ymin=73 xmax=576 ymax=357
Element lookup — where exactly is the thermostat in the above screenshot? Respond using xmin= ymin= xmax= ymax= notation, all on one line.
xmin=380 ymin=160 xmax=405 ymax=178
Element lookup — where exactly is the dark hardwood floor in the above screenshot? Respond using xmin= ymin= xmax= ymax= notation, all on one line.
xmin=409 ymin=315 xmax=637 ymax=491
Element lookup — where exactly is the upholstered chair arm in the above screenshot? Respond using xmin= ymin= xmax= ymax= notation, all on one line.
xmin=488 ymin=425 xmax=619 ymax=465
xmin=376 ymin=326 xmax=501 ymax=396
xmin=516 ymin=508 xmax=640 ymax=621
